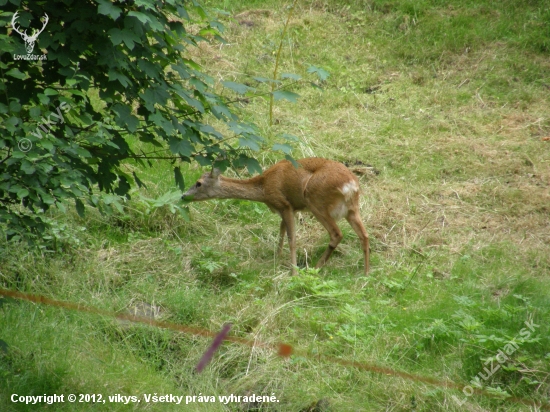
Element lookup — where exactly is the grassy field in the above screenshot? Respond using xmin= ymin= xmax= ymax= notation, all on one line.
xmin=1 ymin=0 xmax=550 ymax=410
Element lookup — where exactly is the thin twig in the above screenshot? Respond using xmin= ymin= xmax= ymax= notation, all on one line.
xmin=269 ymin=0 xmax=298 ymax=126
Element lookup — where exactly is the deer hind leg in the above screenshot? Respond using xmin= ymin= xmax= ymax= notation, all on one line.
xmin=280 ymin=208 xmax=297 ymax=274
xmin=345 ymin=209 xmax=370 ymax=275
xmin=310 ymin=208 xmax=344 ymax=270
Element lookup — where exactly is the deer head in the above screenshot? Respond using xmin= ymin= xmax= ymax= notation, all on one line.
xmin=11 ymin=11 xmax=49 ymax=54
xmin=182 ymin=169 xmax=222 ymax=201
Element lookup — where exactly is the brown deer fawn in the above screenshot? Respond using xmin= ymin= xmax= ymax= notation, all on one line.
xmin=182 ymin=158 xmax=370 ymax=275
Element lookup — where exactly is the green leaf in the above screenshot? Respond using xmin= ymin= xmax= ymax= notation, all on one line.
xmin=281 ymin=133 xmax=300 ymax=142
xmin=281 ymin=72 xmax=302 ymax=80
xmin=56 ymin=202 xmax=66 ymax=213
xmin=199 ymin=124 xmax=223 ymax=139
xmin=285 ymin=154 xmax=300 ymax=168
xmin=178 ymin=205 xmax=190 ymax=221
xmin=135 ymin=0 xmax=155 ymax=10
xmin=37 ymin=93 xmax=50 ymax=105
xmin=75 ymin=198 xmax=85 ymax=218
xmin=210 ymin=20 xmax=225 ymax=33
xmin=20 ymin=161 xmax=36 ymax=174
xmin=128 ymin=11 xmax=150 ymax=24
xmin=169 ymin=137 xmax=193 ymax=157
xmin=272 ymin=90 xmax=300 ymax=103
xmin=177 ymin=89 xmax=204 ymax=113
xmin=41 ymin=140 xmax=53 ymax=151
xmin=253 ymin=77 xmax=280 ymax=84
xmin=228 ymin=121 xmax=257 ymax=135
xmin=194 ymin=4 xmax=207 ymax=20
xmin=273 ymin=143 xmax=293 ymax=154
xmin=108 ymin=28 xmax=140 ymax=50
xmin=111 ymin=199 xmax=124 ymax=214
xmin=182 ymin=58 xmax=202 ymax=71
xmin=211 ymin=104 xmax=235 ymax=120
xmin=9 ymin=100 xmax=21 ymax=112
xmin=29 ymin=106 xmax=41 ymax=119
xmin=112 ymin=104 xmax=140 ymax=132
xmin=120 ymin=29 xmax=141 ymax=50
xmin=108 ymin=28 xmax=123 ymax=46
xmin=238 ymin=137 xmax=260 ymax=152
xmin=40 ymin=193 xmax=55 ymax=205
xmin=17 ymin=188 xmax=29 ymax=199
xmin=138 ymin=60 xmax=159 ymax=79
xmin=199 ymin=28 xmax=218 ymax=37
xmin=174 ymin=166 xmax=185 ymax=191
xmin=97 ymin=0 xmax=122 ymax=20
xmin=77 ymin=113 xmax=93 ymax=126
xmin=8 ymin=184 xmax=23 ymax=194
xmin=145 ymin=15 xmax=164 ymax=32
xmin=140 ymin=86 xmax=171 ymax=111
xmin=6 ymin=68 xmax=26 ymax=79
xmin=244 ymin=157 xmax=262 ymax=175
xmin=5 ymin=117 xmax=19 ymax=133
xmin=150 ymin=111 xmax=174 ymax=134
xmin=108 ymin=69 xmax=131 ymax=87
xmin=222 ymin=81 xmax=252 ymax=94
xmin=189 ymin=77 xmax=206 ymax=93
xmin=307 ymin=65 xmax=330 ymax=81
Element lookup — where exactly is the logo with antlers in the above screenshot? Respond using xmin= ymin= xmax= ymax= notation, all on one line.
xmin=11 ymin=11 xmax=49 ymax=54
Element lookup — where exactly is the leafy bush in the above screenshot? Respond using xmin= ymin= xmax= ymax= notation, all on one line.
xmin=0 ymin=0 xmax=267 ymax=243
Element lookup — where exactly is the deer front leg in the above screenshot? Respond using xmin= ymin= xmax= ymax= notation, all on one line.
xmin=277 ymin=220 xmax=286 ymax=257
xmin=280 ymin=208 xmax=297 ymax=275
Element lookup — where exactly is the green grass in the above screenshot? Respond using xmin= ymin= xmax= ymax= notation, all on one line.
xmin=2 ymin=0 xmax=550 ymax=410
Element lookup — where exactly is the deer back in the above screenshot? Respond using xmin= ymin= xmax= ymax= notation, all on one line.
xmin=262 ymin=158 xmax=360 ymax=216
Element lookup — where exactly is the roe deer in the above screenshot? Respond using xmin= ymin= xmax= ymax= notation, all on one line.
xmin=182 ymin=158 xmax=370 ymax=275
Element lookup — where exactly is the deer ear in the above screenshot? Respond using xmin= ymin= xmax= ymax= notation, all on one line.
xmin=211 ymin=168 xmax=221 ymax=178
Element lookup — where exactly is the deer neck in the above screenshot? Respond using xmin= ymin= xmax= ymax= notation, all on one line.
xmin=218 ymin=175 xmax=265 ymax=202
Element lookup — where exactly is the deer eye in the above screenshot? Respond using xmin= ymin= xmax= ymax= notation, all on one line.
xmin=196 ymin=182 xmax=202 ymax=188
